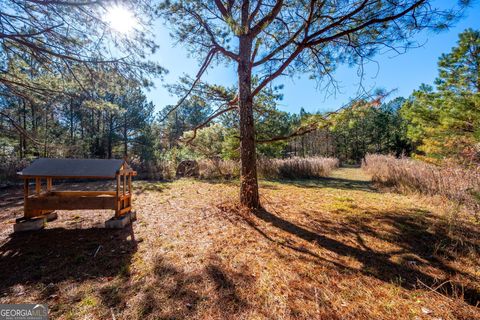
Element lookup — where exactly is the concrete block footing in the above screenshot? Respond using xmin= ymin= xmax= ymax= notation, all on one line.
xmin=44 ymin=212 xmax=58 ymax=222
xmin=14 ymin=217 xmax=46 ymax=232
xmin=105 ymin=211 xmax=136 ymax=229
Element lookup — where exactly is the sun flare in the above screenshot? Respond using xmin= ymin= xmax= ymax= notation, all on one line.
xmin=105 ymin=5 xmax=138 ymax=34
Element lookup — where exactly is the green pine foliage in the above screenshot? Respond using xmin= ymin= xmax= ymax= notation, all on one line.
xmin=401 ymin=29 xmax=480 ymax=164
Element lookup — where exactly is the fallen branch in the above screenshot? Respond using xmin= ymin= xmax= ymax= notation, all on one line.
xmin=417 ymin=279 xmax=454 ymax=301
xmin=93 ymin=245 xmax=102 ymax=258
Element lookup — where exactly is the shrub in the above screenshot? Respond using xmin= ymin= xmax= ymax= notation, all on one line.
xmin=362 ymin=154 xmax=480 ymax=214
xmin=130 ymin=158 xmax=175 ymax=180
xmin=0 ymin=156 xmax=29 ymax=185
xmin=198 ymin=159 xmax=240 ymax=180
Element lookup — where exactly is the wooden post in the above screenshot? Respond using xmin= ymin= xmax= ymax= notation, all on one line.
xmin=24 ymin=178 xmax=29 ymax=218
xmin=35 ymin=177 xmax=41 ymax=195
xmin=123 ymin=173 xmax=126 ymax=195
xmin=24 ymin=178 xmax=29 ymax=199
xmin=115 ymin=174 xmax=120 ymax=217
xmin=128 ymin=173 xmax=132 ymax=207
xmin=46 ymin=177 xmax=52 ymax=192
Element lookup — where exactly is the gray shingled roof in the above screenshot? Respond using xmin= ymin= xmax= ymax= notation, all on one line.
xmin=18 ymin=158 xmax=125 ymax=178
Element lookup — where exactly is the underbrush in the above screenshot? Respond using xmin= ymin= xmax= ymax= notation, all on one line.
xmin=362 ymin=154 xmax=480 ymax=215
xmin=1 ymin=156 xmax=339 ymax=183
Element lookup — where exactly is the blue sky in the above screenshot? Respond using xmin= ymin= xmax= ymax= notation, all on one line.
xmin=145 ymin=1 xmax=480 ymax=114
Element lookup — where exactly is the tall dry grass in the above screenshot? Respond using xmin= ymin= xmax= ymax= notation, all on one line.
xmin=195 ymin=157 xmax=340 ymax=180
xmin=258 ymin=157 xmax=339 ymax=179
xmin=363 ymin=154 xmax=480 ymax=214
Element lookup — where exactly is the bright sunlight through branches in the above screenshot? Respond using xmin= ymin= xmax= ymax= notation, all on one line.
xmin=105 ymin=5 xmax=138 ymax=34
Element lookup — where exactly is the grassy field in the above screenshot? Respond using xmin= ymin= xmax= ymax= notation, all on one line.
xmin=0 ymin=168 xmax=479 ymax=319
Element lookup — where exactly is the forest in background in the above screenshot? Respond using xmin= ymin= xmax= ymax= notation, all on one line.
xmin=1 ymin=28 xmax=479 ymax=183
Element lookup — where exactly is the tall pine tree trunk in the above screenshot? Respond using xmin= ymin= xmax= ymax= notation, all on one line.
xmin=18 ymin=113 xmax=23 ymax=159
xmin=107 ymin=113 xmax=113 ymax=159
xmin=43 ymin=108 xmax=48 ymax=157
xmin=69 ymin=99 xmax=74 ymax=143
xmin=22 ymin=99 xmax=27 ymax=157
xmin=123 ymin=113 xmax=128 ymax=157
xmin=238 ymin=35 xmax=260 ymax=209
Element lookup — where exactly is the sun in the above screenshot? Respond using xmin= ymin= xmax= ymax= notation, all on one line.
xmin=105 ymin=5 xmax=139 ymax=34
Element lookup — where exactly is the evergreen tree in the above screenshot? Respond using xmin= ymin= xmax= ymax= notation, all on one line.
xmin=402 ymin=29 xmax=480 ymax=163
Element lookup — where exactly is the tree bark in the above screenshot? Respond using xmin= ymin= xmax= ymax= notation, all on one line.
xmin=238 ymin=35 xmax=260 ymax=209
xmin=18 ymin=112 xmax=23 ymax=159
xmin=107 ymin=113 xmax=113 ymax=159
xmin=22 ymin=99 xmax=27 ymax=157
xmin=123 ymin=113 xmax=128 ymax=157
xmin=69 ymin=99 xmax=74 ymax=143
xmin=43 ymin=108 xmax=48 ymax=157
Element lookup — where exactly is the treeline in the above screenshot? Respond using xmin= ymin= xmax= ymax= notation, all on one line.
xmin=0 ymin=64 xmax=159 ymax=180
xmin=284 ymin=98 xmax=412 ymax=163
xmin=163 ymin=98 xmax=412 ymax=165
xmin=1 ymin=80 xmax=154 ymax=160
xmin=402 ymin=29 xmax=480 ymax=165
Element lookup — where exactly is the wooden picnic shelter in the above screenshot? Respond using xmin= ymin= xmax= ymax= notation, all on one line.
xmin=17 ymin=158 xmax=136 ymax=220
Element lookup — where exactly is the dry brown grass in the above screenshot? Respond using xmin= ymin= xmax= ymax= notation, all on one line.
xmin=258 ymin=157 xmax=339 ymax=179
xmin=0 ymin=169 xmax=479 ymax=319
xmin=362 ymin=154 xmax=480 ymax=216
xmin=196 ymin=156 xmax=339 ymax=180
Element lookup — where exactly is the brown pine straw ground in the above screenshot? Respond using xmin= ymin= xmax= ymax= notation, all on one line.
xmin=0 ymin=168 xmax=479 ymax=319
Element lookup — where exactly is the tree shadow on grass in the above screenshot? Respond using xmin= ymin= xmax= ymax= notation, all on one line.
xmin=260 ymin=176 xmax=375 ymax=192
xmin=0 ymin=187 xmax=24 ymax=212
xmin=255 ymin=177 xmax=377 ymax=192
xmin=98 ymin=255 xmax=252 ymax=319
xmin=148 ymin=175 xmax=375 ymax=193
xmin=251 ymin=208 xmax=480 ymax=307
xmin=127 ymin=257 xmax=204 ymax=319
xmin=134 ymin=180 xmax=172 ymax=195
xmin=0 ymin=226 xmax=137 ymax=297
xmin=206 ymin=263 xmax=251 ymax=316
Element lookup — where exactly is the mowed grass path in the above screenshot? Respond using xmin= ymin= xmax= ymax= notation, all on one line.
xmin=0 ymin=168 xmax=479 ymax=319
